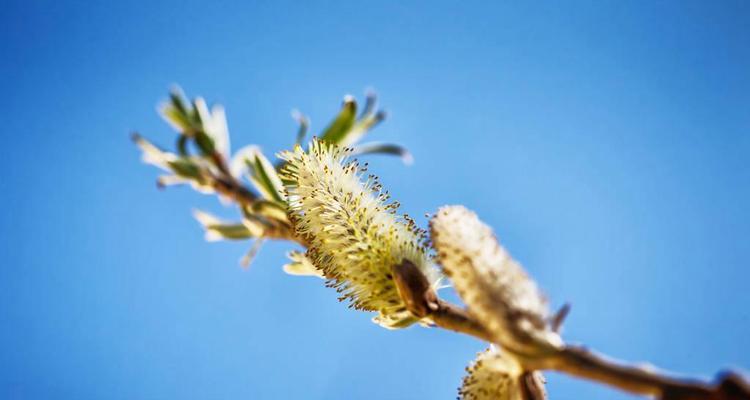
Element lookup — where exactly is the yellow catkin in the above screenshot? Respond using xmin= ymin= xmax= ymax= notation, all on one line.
xmin=460 ymin=347 xmax=545 ymax=400
xmin=279 ymin=139 xmax=440 ymax=328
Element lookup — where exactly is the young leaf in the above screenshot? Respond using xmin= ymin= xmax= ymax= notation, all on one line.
xmin=291 ymin=109 xmax=310 ymax=146
xmin=167 ymin=158 xmax=203 ymax=180
xmin=132 ymin=133 xmax=176 ymax=171
xmin=158 ymin=88 xmax=192 ymax=133
xmin=282 ymin=251 xmax=324 ymax=278
xmin=319 ymin=95 xmax=357 ymax=144
xmin=248 ymin=154 xmax=284 ymax=202
xmin=339 ymin=110 xmax=386 ymax=147
xmin=359 ymin=89 xmax=377 ymax=119
xmin=194 ymin=97 xmax=231 ymax=158
xmin=193 ymin=210 xmax=258 ymax=241
xmin=251 ymin=200 xmax=290 ymax=224
xmin=193 ymin=130 xmax=216 ymax=156
xmin=240 ymin=239 xmax=265 ymax=268
xmin=351 ymin=142 xmax=414 ymax=165
xmin=230 ymin=146 xmax=284 ymax=202
xmin=231 ymin=146 xmax=285 ymax=202
xmin=241 ymin=214 xmax=268 ymax=237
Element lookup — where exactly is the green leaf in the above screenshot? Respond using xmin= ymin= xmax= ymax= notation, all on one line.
xmin=193 ymin=130 xmax=216 ymax=155
xmin=159 ymin=103 xmax=192 ymax=132
xmin=231 ymin=146 xmax=285 ymax=202
xmin=193 ymin=210 xmax=258 ymax=241
xmin=359 ymin=90 xmax=377 ymax=119
xmin=249 ymin=153 xmax=284 ymax=202
xmin=158 ymin=88 xmax=192 ymax=132
xmin=320 ymin=96 xmax=357 ymax=144
xmin=169 ymin=88 xmax=189 ymax=116
xmin=251 ymin=200 xmax=290 ymax=224
xmin=188 ymin=98 xmax=204 ymax=128
xmin=240 ymin=239 xmax=265 ymax=268
xmin=291 ymin=109 xmax=309 ymax=145
xmin=340 ymin=110 xmax=386 ymax=146
xmin=176 ymin=135 xmax=189 ymax=156
xmin=282 ymin=251 xmax=323 ymax=278
xmin=229 ymin=146 xmax=285 ymax=204
xmin=167 ymin=158 xmax=202 ymax=180
xmin=132 ymin=133 xmax=176 ymax=171
xmin=242 ymin=215 xmax=267 ymax=237
xmin=351 ymin=142 xmax=414 ymax=165
xmin=155 ymin=175 xmax=189 ymax=187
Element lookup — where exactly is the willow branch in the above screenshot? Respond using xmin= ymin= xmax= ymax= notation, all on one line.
xmin=212 ymin=175 xmax=257 ymax=206
xmin=193 ymin=155 xmax=750 ymax=400
xmin=431 ymin=300 xmax=494 ymax=342
xmin=430 ymin=299 xmax=750 ymax=399
xmin=544 ymin=346 xmax=750 ymax=400
xmin=391 ymin=260 xmax=494 ymax=342
xmin=199 ymin=152 xmax=308 ymax=246
xmin=390 ymin=260 xmax=750 ymax=400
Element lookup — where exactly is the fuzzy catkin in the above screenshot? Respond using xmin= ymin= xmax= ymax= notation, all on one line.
xmin=430 ymin=205 xmax=561 ymax=355
xmin=279 ymin=139 xmax=440 ymax=328
xmin=460 ymin=347 xmax=546 ymax=400
xmin=460 ymin=348 xmax=523 ymax=400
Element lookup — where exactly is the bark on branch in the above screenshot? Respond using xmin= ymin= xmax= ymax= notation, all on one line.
xmin=392 ymin=260 xmax=750 ymax=400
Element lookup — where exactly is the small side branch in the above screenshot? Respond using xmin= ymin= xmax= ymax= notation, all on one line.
xmin=431 ymin=300 xmax=494 ymax=343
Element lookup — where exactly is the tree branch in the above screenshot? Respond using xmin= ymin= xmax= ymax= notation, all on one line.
xmin=391 ymin=260 xmax=750 ymax=400
xmin=430 ymin=300 xmax=494 ymax=342
xmin=545 ymin=346 xmax=750 ymax=400
xmin=156 ymin=148 xmax=750 ymax=400
xmin=204 ymin=156 xmax=308 ymax=247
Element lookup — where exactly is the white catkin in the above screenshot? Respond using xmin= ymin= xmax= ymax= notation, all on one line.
xmin=430 ymin=205 xmax=562 ymax=355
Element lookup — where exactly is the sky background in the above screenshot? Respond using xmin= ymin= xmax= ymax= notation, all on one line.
xmin=2 ymin=1 xmax=749 ymax=399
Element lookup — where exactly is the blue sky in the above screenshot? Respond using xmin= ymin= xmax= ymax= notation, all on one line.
xmin=1 ymin=1 xmax=749 ymax=399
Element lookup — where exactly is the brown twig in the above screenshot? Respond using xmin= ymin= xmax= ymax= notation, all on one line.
xmin=390 ymin=260 xmax=750 ymax=400
xmin=545 ymin=346 xmax=750 ymax=400
xmin=430 ymin=300 xmax=494 ymax=342
xmin=204 ymin=153 xmax=308 ymax=247
xmin=212 ymin=175 xmax=257 ymax=206
xmin=431 ymin=302 xmax=750 ymax=399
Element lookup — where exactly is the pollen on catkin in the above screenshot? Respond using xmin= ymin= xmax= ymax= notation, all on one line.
xmin=459 ymin=347 xmax=546 ymax=400
xmin=430 ymin=205 xmax=562 ymax=355
xmin=278 ymin=138 xmax=440 ymax=328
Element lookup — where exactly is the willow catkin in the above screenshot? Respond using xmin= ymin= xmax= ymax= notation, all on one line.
xmin=430 ymin=205 xmax=561 ymax=355
xmin=279 ymin=139 xmax=440 ymax=328
xmin=460 ymin=347 xmax=546 ymax=400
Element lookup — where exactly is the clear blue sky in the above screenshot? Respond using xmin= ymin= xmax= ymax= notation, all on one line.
xmin=1 ymin=1 xmax=749 ymax=399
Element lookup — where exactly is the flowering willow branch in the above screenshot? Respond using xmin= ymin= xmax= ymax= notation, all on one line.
xmin=278 ymin=140 xmax=440 ymax=328
xmin=134 ymin=88 xmax=750 ymax=400
xmin=426 ymin=206 xmax=750 ymax=400
xmin=391 ymin=260 xmax=750 ymax=400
